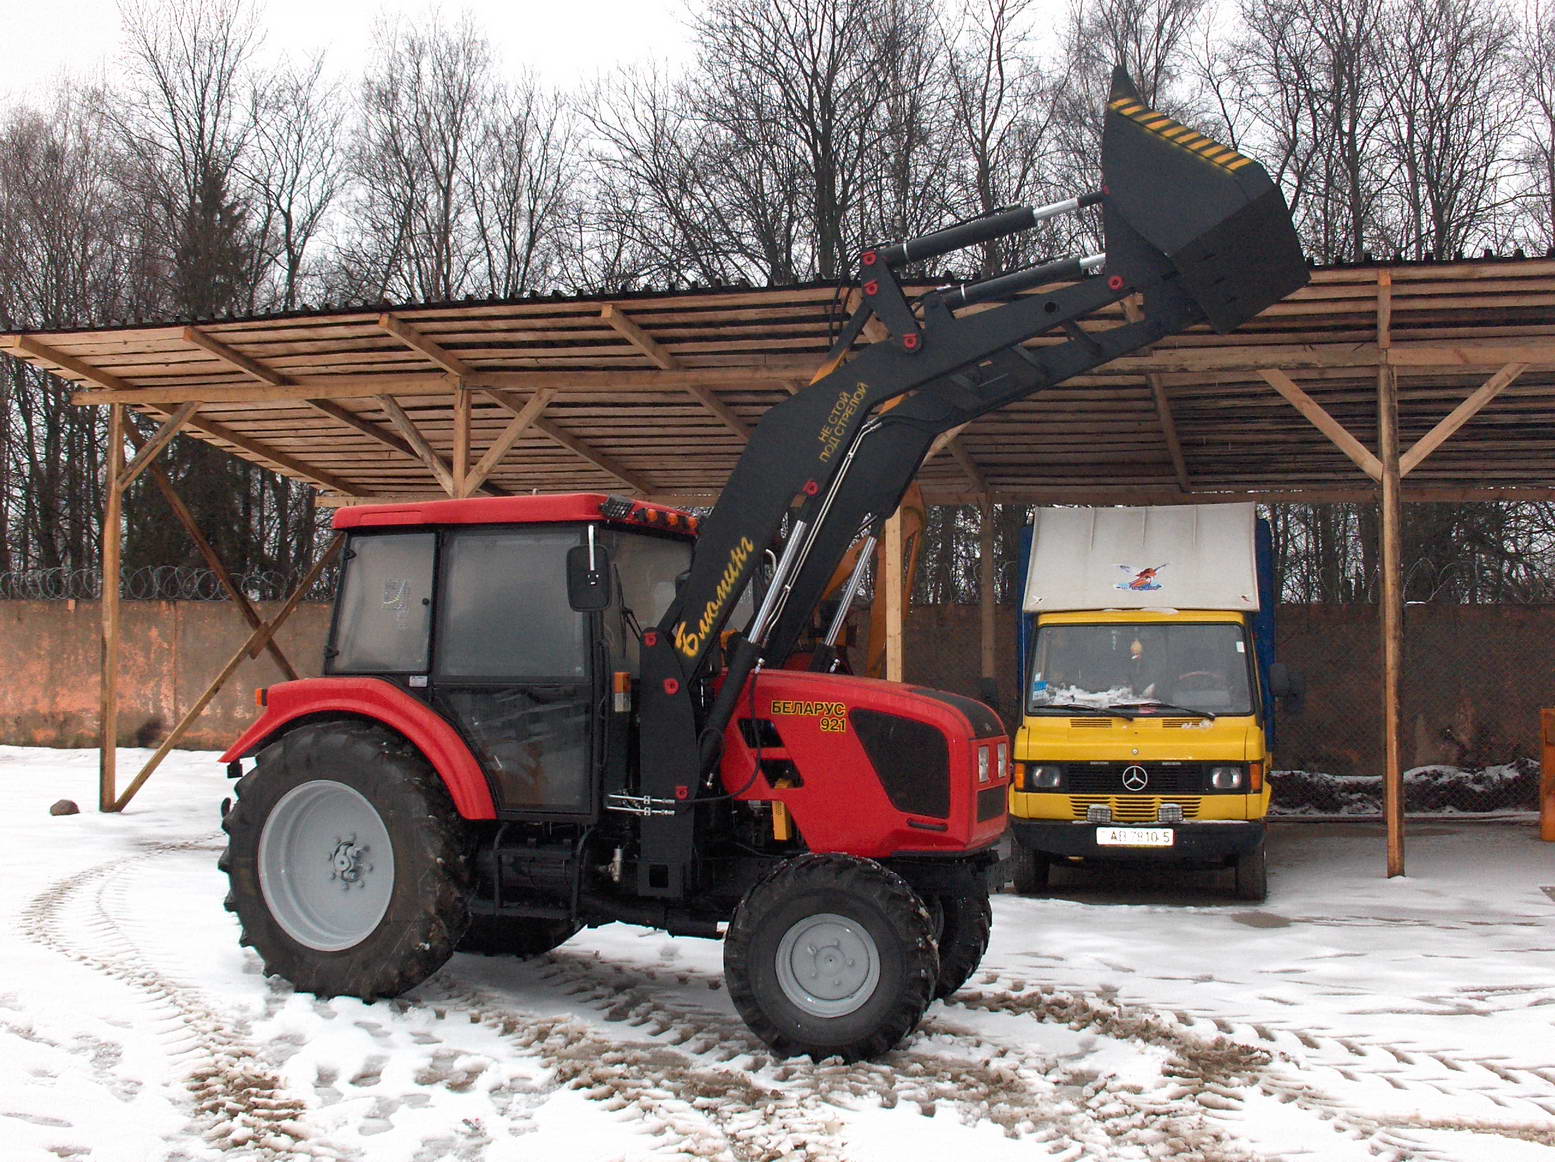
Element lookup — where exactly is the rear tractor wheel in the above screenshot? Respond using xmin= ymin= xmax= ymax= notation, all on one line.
xmin=724 ymin=854 xmax=938 ymax=1062
xmin=221 ymin=722 xmax=471 ymax=1000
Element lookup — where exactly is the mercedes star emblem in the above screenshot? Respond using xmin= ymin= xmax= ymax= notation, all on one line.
xmin=1121 ymin=765 xmax=1149 ymax=791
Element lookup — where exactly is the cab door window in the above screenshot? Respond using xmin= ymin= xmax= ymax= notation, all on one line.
xmin=434 ymin=527 xmax=592 ymax=815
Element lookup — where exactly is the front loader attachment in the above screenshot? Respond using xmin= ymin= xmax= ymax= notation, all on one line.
xmin=1102 ymin=67 xmax=1307 ymax=333
xmin=633 ymin=69 xmax=1310 ymax=892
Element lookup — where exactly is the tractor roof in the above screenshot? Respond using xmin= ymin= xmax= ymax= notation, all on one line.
xmin=332 ymin=492 xmax=699 ymax=535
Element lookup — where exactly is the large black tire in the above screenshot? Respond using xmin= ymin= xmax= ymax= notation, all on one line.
xmin=931 ymin=884 xmax=992 ymax=999
xmin=1233 ymin=838 xmax=1268 ymax=902
xmin=458 ymin=915 xmax=579 ymax=957
xmin=220 ymin=722 xmax=471 ymax=1000
xmin=1009 ymin=840 xmax=1050 ymax=895
xmin=724 ymin=854 xmax=938 ymax=1062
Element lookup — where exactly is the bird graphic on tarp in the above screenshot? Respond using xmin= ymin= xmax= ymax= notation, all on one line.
xmin=1116 ymin=563 xmax=1168 ymax=591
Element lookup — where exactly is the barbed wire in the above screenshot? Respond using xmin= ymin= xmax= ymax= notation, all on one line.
xmin=0 ymin=566 xmax=339 ymax=602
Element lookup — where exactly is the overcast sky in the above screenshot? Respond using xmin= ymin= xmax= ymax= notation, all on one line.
xmin=3 ymin=0 xmax=699 ymax=104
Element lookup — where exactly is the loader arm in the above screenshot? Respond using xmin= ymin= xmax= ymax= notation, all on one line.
xmin=629 ymin=69 xmax=1307 ymax=895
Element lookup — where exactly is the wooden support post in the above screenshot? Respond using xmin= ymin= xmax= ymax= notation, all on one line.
xmin=452 ymin=381 xmax=472 ymax=497
xmin=1378 ymin=364 xmax=1406 ymax=876
xmin=883 ymin=506 xmax=905 ymax=683
xmin=980 ymin=499 xmax=996 ymax=697
xmin=110 ymin=535 xmax=344 ymax=812
xmin=99 ymin=405 xmax=125 ymax=812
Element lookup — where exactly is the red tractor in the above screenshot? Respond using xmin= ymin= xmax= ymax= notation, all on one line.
xmin=219 ymin=72 xmax=1307 ymax=1061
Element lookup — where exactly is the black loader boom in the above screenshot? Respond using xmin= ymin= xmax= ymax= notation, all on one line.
xmin=628 ymin=68 xmax=1309 ymax=894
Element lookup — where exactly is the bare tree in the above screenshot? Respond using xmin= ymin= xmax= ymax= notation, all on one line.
xmin=468 ymin=76 xmax=579 ymax=297
xmin=1513 ymin=0 xmax=1555 ymax=248
xmin=244 ymin=55 xmax=347 ymax=310
xmin=942 ymin=0 xmax=1074 ymax=275
xmin=347 ymin=13 xmax=492 ymax=301
xmin=1233 ymin=0 xmax=1390 ymax=260
xmin=1378 ymin=0 xmax=1520 ymax=259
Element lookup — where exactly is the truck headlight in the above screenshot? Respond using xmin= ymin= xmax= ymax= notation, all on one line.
xmin=977 ymin=745 xmax=991 ymax=783
xmin=1024 ymin=764 xmax=1063 ymax=790
xmin=997 ymin=741 xmax=1009 ymax=780
xmin=1209 ymin=764 xmax=1244 ymax=790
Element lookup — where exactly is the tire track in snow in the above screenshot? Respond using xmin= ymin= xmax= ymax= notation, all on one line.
xmin=19 ymin=839 xmax=331 ymax=1161
xmin=959 ymin=971 xmax=1555 ymax=1159
xmin=437 ymin=948 xmax=1269 ymax=1161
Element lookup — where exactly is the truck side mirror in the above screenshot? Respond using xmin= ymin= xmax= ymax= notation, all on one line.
xmin=567 ymin=540 xmax=613 ymax=611
xmin=1268 ymin=662 xmax=1305 ymax=716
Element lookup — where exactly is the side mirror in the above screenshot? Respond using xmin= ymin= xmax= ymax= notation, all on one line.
xmin=566 ymin=539 xmax=613 ymax=612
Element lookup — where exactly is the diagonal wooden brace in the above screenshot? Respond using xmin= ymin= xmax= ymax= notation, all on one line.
xmin=110 ymin=534 xmax=343 ymax=812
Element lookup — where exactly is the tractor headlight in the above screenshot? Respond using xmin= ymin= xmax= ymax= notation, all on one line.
xmin=996 ymin=741 xmax=1009 ymax=780
xmin=1209 ymin=764 xmax=1245 ymax=790
xmin=1025 ymin=764 xmax=1063 ymax=790
xmin=977 ymin=745 xmax=991 ymax=783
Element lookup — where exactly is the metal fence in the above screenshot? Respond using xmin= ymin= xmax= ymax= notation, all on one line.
xmin=0 ymin=566 xmax=339 ymax=602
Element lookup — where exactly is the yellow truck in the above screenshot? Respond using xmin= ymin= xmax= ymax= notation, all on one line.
xmin=1007 ymin=505 xmax=1302 ymax=901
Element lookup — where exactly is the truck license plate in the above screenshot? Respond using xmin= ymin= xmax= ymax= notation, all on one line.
xmin=1096 ymin=826 xmax=1174 ymax=848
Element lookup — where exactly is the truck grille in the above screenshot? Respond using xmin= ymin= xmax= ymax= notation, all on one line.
xmin=1069 ymin=795 xmax=1203 ymax=822
xmin=1066 ymin=763 xmax=1205 ymax=793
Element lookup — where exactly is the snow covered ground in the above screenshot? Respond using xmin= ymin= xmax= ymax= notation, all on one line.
xmin=3 ymin=745 xmax=1554 ymax=1162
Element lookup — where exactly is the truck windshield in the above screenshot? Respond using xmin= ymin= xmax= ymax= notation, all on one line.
xmin=1027 ymin=622 xmax=1254 ymax=717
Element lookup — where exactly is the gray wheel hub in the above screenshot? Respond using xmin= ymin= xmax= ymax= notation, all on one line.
xmin=258 ymin=780 xmax=395 ymax=952
xmin=774 ymin=912 xmax=881 ymax=1018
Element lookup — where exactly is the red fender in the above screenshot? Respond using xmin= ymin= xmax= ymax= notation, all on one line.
xmin=220 ymin=677 xmax=496 ymax=820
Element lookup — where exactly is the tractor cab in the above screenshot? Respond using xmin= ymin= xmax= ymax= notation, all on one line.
xmin=326 ymin=494 xmax=701 ymax=818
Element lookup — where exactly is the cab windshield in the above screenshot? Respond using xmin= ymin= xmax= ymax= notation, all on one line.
xmin=1027 ymin=622 xmax=1254 ymax=717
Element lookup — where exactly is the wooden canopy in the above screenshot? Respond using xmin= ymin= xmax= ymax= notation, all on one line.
xmin=4 ymin=257 xmax=1555 ymax=507
xmin=5 ymin=256 xmax=1555 ymax=876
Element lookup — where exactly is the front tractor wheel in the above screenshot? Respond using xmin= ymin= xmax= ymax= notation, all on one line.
xmin=221 ymin=722 xmax=471 ymax=1000
xmin=724 ymin=854 xmax=938 ymax=1062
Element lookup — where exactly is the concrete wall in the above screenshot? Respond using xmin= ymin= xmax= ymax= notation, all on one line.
xmin=3 ymin=600 xmax=1552 ymax=773
xmin=0 ymin=600 xmax=331 ymax=749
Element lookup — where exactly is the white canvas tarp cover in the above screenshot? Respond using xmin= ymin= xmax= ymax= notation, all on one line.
xmin=1023 ymin=504 xmax=1259 ymax=613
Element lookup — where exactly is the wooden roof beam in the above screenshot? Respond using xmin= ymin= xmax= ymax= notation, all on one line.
xmin=377 ymin=396 xmax=459 ymax=496
xmin=182 ymin=326 xmax=289 ymax=386
xmin=379 ymin=313 xmax=472 ymax=377
xmin=602 ymin=303 xmax=751 ymax=440
xmin=182 ymin=413 xmax=371 ymax=495
xmin=1399 ymin=362 xmax=1529 ymax=477
xmin=68 ymin=373 xmax=453 ymax=407
xmin=485 ymin=387 xmax=651 ymax=493
xmin=7 ymin=335 xmax=135 ymax=392
xmin=66 ymin=367 xmax=811 ymax=407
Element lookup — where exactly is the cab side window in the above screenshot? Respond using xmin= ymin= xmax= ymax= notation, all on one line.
xmin=327 ymin=532 xmax=435 ymax=673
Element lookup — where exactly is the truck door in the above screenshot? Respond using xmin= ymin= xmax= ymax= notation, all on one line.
xmin=432 ymin=526 xmax=594 ymax=816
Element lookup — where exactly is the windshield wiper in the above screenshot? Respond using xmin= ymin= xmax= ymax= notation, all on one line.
xmin=1034 ymin=702 xmax=1140 ymax=719
xmin=1111 ymin=700 xmax=1218 ymax=720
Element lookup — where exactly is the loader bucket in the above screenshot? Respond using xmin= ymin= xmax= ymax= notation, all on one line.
xmin=1102 ymin=68 xmax=1308 ymax=333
